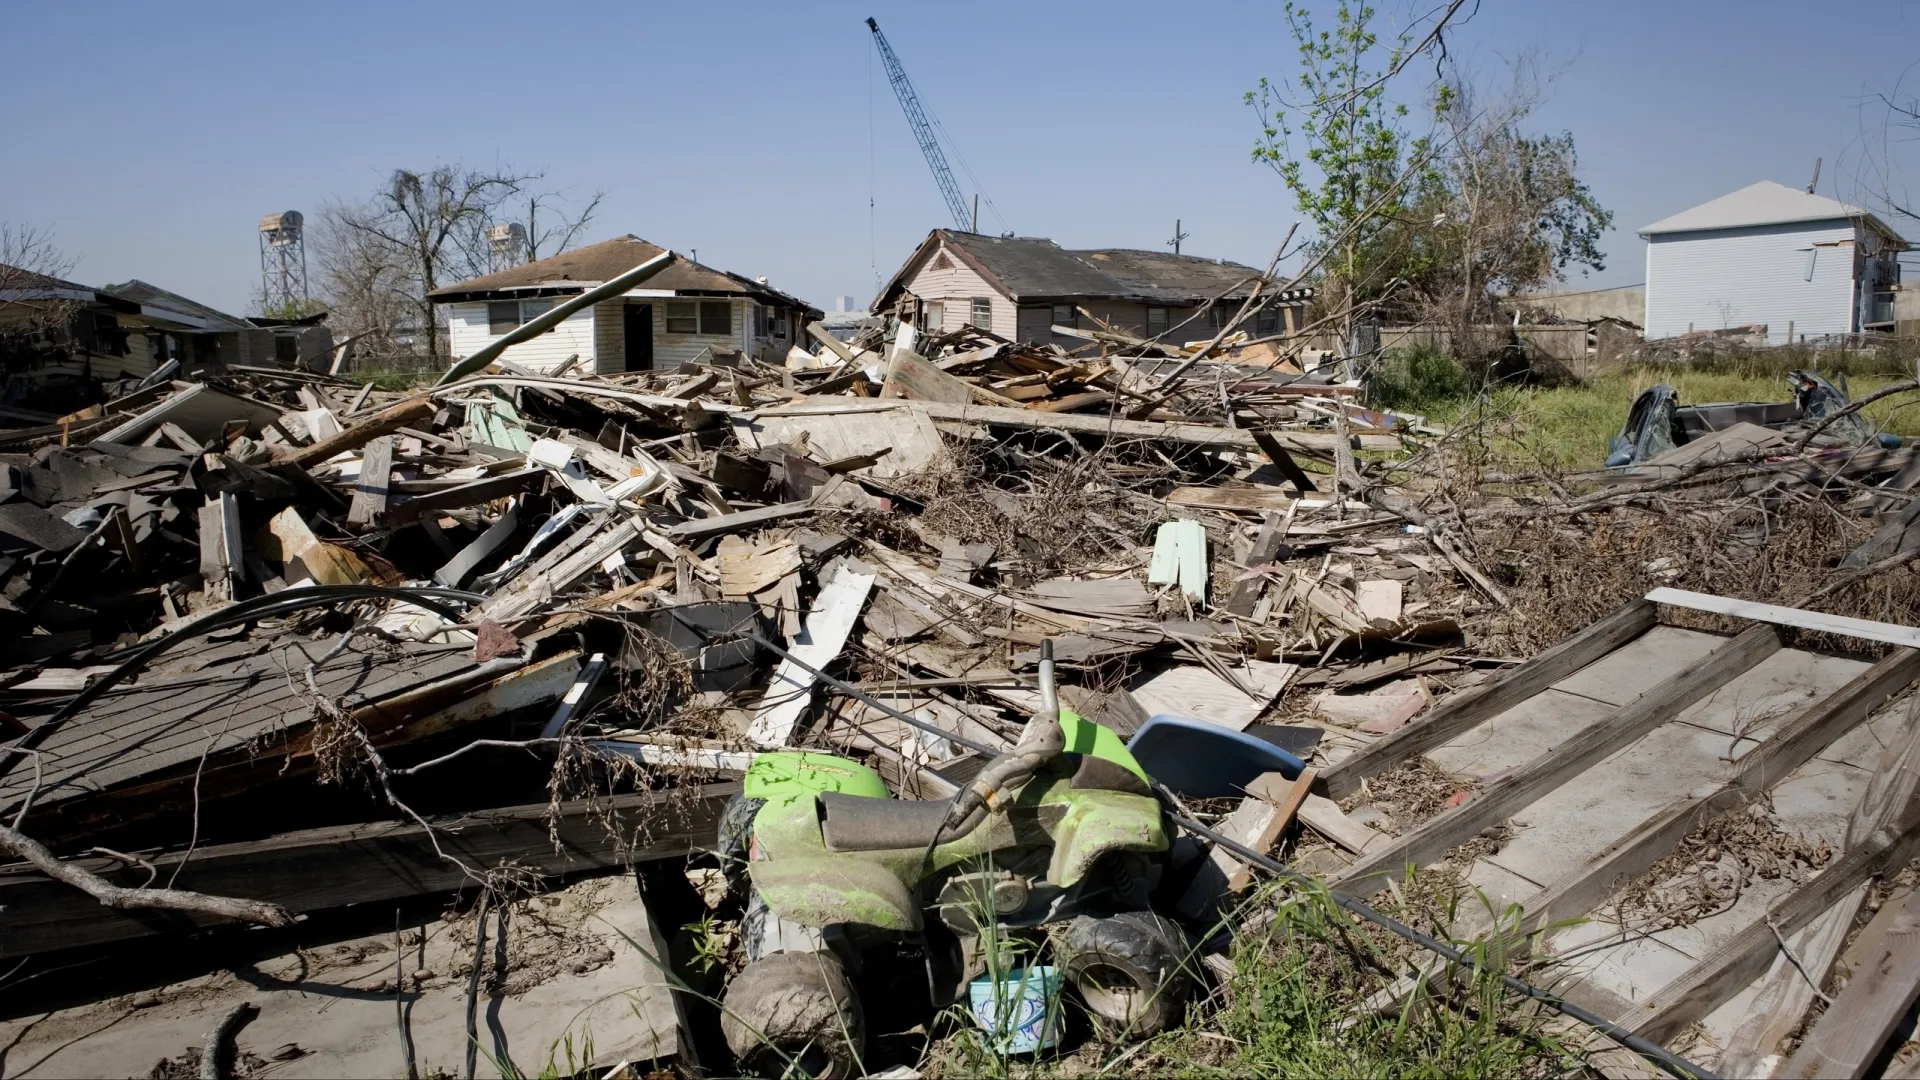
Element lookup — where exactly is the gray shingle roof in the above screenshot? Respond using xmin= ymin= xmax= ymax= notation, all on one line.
xmin=1639 ymin=180 xmax=1907 ymax=245
xmin=428 ymin=235 xmax=820 ymax=313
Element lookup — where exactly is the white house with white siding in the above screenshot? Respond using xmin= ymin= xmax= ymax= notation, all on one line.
xmin=1640 ymin=181 xmax=1907 ymax=344
xmin=430 ymin=235 xmax=819 ymax=375
xmin=874 ymin=230 xmax=1313 ymax=350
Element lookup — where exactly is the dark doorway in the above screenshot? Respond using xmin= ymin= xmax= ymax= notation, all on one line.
xmin=623 ymin=303 xmax=654 ymax=371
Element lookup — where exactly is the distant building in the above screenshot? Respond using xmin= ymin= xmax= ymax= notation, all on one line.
xmin=429 ymin=235 xmax=821 ymax=373
xmin=873 ymin=230 xmax=1312 ymax=349
xmin=1639 ymin=181 xmax=1907 ymax=344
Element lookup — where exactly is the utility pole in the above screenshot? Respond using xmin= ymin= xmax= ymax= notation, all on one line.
xmin=1167 ymin=219 xmax=1189 ymax=256
xmin=971 ymin=194 xmax=979 ymax=234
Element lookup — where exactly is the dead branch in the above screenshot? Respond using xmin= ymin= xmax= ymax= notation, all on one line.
xmin=198 ymin=1002 xmax=259 ymax=1080
xmin=0 ymin=823 xmax=294 ymax=928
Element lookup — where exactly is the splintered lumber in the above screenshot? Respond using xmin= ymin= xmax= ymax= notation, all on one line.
xmin=747 ymin=562 xmax=876 ymax=747
xmin=1249 ymin=427 xmax=1320 ymax=492
xmin=278 ymin=395 xmax=434 ymax=470
xmin=1647 ymin=587 xmax=1920 ymax=649
xmin=1320 ymin=598 xmax=1658 ymax=800
xmin=663 ymin=501 xmax=814 ymax=544
xmin=382 ymin=468 xmax=541 ymax=525
xmin=750 ymin=399 xmax=1394 ymax=452
xmin=1176 ymin=769 xmax=1305 ymax=920
xmin=479 ymin=516 xmax=639 ymax=622
xmin=1718 ymin=885 xmax=1869 ymax=1080
xmin=1332 ymin=623 xmax=1783 ymax=897
xmin=1780 ymin=891 xmax=1920 ymax=1078
xmin=880 ymin=350 xmax=974 ymax=404
xmin=345 ymin=435 xmax=394 ymax=527
xmin=0 ymin=783 xmax=737 ymax=957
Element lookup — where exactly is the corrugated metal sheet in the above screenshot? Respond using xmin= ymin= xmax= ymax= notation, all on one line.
xmin=1644 ymin=221 xmax=1857 ymax=344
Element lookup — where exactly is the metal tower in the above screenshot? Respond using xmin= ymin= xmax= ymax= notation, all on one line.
xmin=867 ymin=17 xmax=973 ymax=231
xmin=258 ymin=211 xmax=309 ymax=312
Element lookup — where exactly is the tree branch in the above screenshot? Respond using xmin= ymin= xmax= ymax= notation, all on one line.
xmin=0 ymin=823 xmax=295 ymax=928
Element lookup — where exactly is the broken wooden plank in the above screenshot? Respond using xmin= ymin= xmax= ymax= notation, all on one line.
xmin=880 ymin=349 xmax=974 ymax=404
xmin=1226 ymin=510 xmax=1288 ymax=617
xmin=274 ymin=394 xmax=430 ymax=470
xmin=1299 ymin=794 xmax=1394 ymax=857
xmin=663 ymin=501 xmax=814 ymax=544
xmin=1250 ymin=427 xmax=1319 ymax=492
xmin=1719 ymin=884 xmax=1870 ymax=1080
xmin=345 ymin=435 xmax=394 ymax=528
xmin=1148 ymin=519 xmax=1208 ymax=601
xmin=0 ymin=782 xmax=737 ymax=957
xmin=751 ymin=399 xmax=1394 ymax=452
xmin=1781 ymin=893 xmax=1920 ymax=1078
xmin=1648 ymin=587 xmax=1920 ymax=649
xmin=1320 ymin=598 xmax=1659 ymax=800
xmin=1177 ymin=770 xmax=1295 ymax=920
xmin=747 ymin=562 xmax=876 ymax=747
xmin=1332 ymin=624 xmax=1784 ymax=897
xmin=381 ymin=469 xmax=541 ymax=526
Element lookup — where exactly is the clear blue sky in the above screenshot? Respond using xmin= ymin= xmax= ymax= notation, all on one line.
xmin=3 ymin=0 xmax=1917 ymax=316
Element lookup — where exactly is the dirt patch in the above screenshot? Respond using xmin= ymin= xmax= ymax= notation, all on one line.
xmin=446 ymin=878 xmax=619 ymax=997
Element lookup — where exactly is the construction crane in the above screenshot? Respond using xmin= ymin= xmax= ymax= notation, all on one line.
xmin=867 ymin=16 xmax=975 ymax=232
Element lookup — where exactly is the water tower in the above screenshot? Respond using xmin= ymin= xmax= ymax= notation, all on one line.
xmin=258 ymin=211 xmax=309 ymax=312
xmin=487 ymin=222 xmax=527 ymax=269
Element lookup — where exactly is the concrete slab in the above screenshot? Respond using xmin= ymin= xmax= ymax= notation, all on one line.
xmin=1426 ymin=688 xmax=1617 ymax=779
xmin=0 ymin=874 xmax=689 ymax=1079
xmin=1551 ymin=626 xmax=1725 ymax=706
xmin=1817 ymin=694 xmax=1917 ymax=771
xmin=1479 ymin=720 xmax=1743 ymax=890
xmin=1665 ymin=649 xmax=1866 ymax=741
xmin=1545 ymin=916 xmax=1701 ymax=1007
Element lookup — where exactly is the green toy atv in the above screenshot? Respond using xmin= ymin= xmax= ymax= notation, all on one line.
xmin=715 ymin=644 xmax=1193 ymax=1077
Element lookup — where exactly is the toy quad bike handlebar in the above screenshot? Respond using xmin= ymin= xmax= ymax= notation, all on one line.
xmin=937 ymin=639 xmax=1066 ymax=843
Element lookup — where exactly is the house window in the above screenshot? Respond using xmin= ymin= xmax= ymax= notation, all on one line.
xmin=274 ymin=335 xmax=299 ymax=363
xmin=1146 ymin=306 xmax=1168 ymax=337
xmin=488 ymin=301 xmax=520 ymax=334
xmin=666 ymin=300 xmax=732 ymax=335
xmin=1052 ymin=304 xmax=1077 ymax=328
xmin=1255 ymin=306 xmax=1280 ymax=335
xmin=486 ymin=298 xmax=554 ymax=334
xmin=925 ymin=301 xmax=945 ymax=330
xmin=970 ymin=297 xmax=992 ymax=327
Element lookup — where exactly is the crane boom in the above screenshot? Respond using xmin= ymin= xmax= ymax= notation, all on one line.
xmin=866 ymin=16 xmax=973 ymax=231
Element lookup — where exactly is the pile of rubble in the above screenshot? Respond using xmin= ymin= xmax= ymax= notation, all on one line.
xmin=15 ymin=314 xmax=1805 ymax=1075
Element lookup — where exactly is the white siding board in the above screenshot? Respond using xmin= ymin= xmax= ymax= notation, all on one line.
xmin=443 ymin=301 xmax=597 ymax=374
xmin=650 ymin=298 xmax=744 ymax=369
xmin=1644 ymin=220 xmax=1857 ymax=344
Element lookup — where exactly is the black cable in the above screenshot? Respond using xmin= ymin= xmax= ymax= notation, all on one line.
xmin=1171 ymin=809 xmax=1715 ymax=1080
xmin=0 ymin=585 xmax=486 ymax=786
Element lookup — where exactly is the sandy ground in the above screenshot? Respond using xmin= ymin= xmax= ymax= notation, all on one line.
xmin=0 ymin=874 xmax=690 ymax=1079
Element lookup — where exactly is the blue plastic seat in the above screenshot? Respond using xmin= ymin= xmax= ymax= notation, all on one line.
xmin=1126 ymin=714 xmax=1306 ymax=799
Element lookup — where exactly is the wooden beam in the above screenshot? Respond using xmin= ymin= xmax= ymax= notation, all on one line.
xmin=1647 ymin=587 xmax=1920 ymax=649
xmin=0 ymin=783 xmax=735 ymax=957
xmin=1518 ymin=648 xmax=1920 ymax=933
xmin=278 ymin=395 xmax=434 ymax=470
xmin=1781 ymin=891 xmax=1920 ymax=1078
xmin=1226 ymin=510 xmax=1288 ymax=616
xmin=381 ymin=469 xmax=542 ymax=525
xmin=1320 ymin=598 xmax=1658 ymax=800
xmin=1250 ymin=427 xmax=1319 ymax=493
xmin=1332 ymin=623 xmax=1783 ymax=897
xmin=662 ymin=501 xmax=814 ymax=544
xmin=1616 ymin=801 xmax=1920 ymax=1045
xmin=346 ymin=434 xmax=394 ymax=527
xmin=750 ymin=399 xmax=1395 ymax=452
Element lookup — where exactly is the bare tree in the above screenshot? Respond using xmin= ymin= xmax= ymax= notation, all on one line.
xmin=0 ymin=223 xmax=82 ymax=377
xmin=1849 ymin=65 xmax=1920 ymax=225
xmin=520 ymin=188 xmax=603 ymax=263
xmin=315 ymin=167 xmax=604 ymax=364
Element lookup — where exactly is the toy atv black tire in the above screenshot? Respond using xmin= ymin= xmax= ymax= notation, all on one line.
xmin=1058 ymin=911 xmax=1193 ymax=1040
xmin=721 ymin=950 xmax=864 ymax=1078
xmin=716 ymin=793 xmax=764 ymax=891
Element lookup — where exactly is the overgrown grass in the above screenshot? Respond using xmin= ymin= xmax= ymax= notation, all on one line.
xmin=1119 ymin=883 xmax=1578 ymax=1080
xmin=1374 ymin=342 xmax=1920 ymax=472
xmin=350 ymin=368 xmax=436 ymax=391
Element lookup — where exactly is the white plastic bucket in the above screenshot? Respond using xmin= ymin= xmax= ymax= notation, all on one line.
xmin=968 ymin=965 xmax=1063 ymax=1054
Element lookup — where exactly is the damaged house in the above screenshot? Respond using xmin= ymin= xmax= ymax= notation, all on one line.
xmin=873 ymin=229 xmax=1313 ymax=348
xmin=429 ymin=235 xmax=821 ymax=374
xmin=1 ymin=268 xmax=327 ymax=406
xmin=1640 ymin=180 xmax=1908 ymax=344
